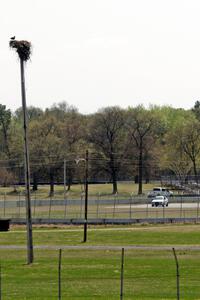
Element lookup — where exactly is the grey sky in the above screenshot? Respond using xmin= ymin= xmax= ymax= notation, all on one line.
xmin=1 ymin=0 xmax=200 ymax=113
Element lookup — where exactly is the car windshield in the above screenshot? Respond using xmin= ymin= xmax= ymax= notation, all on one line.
xmin=155 ymin=196 xmax=164 ymax=199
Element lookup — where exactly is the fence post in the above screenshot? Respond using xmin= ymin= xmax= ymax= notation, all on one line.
xmin=80 ymin=192 xmax=83 ymax=218
xmin=18 ymin=191 xmax=21 ymax=218
xmin=96 ymin=192 xmax=100 ymax=218
xmin=172 ymin=248 xmax=180 ymax=300
xmin=33 ymin=191 xmax=36 ymax=218
xmin=162 ymin=204 xmax=165 ymax=221
xmin=58 ymin=249 xmax=62 ymax=300
xmin=48 ymin=195 xmax=52 ymax=219
xmin=120 ymin=248 xmax=125 ymax=300
xmin=180 ymin=196 xmax=183 ymax=218
xmin=3 ymin=193 xmax=6 ymax=218
xmin=129 ymin=193 xmax=132 ymax=219
xmin=113 ymin=194 xmax=116 ymax=218
xmin=197 ymin=197 xmax=200 ymax=222
xmin=146 ymin=197 xmax=149 ymax=219
xmin=64 ymin=192 xmax=68 ymax=219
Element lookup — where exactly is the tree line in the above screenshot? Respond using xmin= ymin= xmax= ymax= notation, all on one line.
xmin=0 ymin=101 xmax=200 ymax=195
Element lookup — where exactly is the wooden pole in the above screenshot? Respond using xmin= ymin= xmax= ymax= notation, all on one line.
xmin=83 ymin=150 xmax=88 ymax=243
xmin=20 ymin=58 xmax=33 ymax=264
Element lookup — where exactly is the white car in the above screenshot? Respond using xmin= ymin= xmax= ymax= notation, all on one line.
xmin=148 ymin=187 xmax=173 ymax=198
xmin=151 ymin=195 xmax=169 ymax=207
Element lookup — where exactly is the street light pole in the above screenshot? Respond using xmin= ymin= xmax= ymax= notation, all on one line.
xmin=83 ymin=150 xmax=88 ymax=242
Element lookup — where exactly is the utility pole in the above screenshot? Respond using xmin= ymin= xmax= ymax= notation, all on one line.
xmin=10 ymin=38 xmax=34 ymax=264
xmin=20 ymin=58 xmax=34 ymax=264
xmin=83 ymin=150 xmax=89 ymax=242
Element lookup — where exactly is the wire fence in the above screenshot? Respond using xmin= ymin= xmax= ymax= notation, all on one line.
xmin=1 ymin=247 xmax=200 ymax=299
xmin=0 ymin=192 xmax=200 ymax=222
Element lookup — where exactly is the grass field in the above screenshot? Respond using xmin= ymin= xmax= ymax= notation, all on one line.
xmin=1 ymin=223 xmax=200 ymax=246
xmin=1 ymin=224 xmax=200 ymax=299
xmin=0 ymin=182 xmax=157 ymax=200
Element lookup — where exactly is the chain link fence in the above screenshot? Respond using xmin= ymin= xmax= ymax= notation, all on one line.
xmin=0 ymin=192 xmax=200 ymax=223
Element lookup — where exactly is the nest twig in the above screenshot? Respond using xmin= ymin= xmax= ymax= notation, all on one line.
xmin=9 ymin=40 xmax=32 ymax=61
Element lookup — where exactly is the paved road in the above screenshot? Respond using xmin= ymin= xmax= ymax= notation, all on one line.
xmin=0 ymin=198 xmax=200 ymax=208
xmin=106 ymin=203 xmax=200 ymax=209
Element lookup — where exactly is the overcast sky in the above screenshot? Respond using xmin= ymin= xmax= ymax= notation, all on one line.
xmin=1 ymin=0 xmax=200 ymax=114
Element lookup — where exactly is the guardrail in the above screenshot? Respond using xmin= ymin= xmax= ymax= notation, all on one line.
xmin=10 ymin=217 xmax=200 ymax=225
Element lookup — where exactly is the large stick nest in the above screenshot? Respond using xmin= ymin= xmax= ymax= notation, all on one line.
xmin=9 ymin=40 xmax=32 ymax=61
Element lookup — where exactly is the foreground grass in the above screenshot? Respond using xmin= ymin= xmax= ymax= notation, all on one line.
xmin=1 ymin=248 xmax=200 ymax=299
xmin=1 ymin=224 xmax=200 ymax=299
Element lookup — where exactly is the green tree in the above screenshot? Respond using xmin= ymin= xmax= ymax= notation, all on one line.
xmin=46 ymin=101 xmax=77 ymax=121
xmin=14 ymin=106 xmax=43 ymax=121
xmin=181 ymin=119 xmax=200 ymax=182
xmin=88 ymin=107 xmax=125 ymax=194
xmin=29 ymin=114 xmax=63 ymax=196
xmin=61 ymin=110 xmax=86 ymax=190
xmin=192 ymin=101 xmax=200 ymax=121
xmin=158 ymin=109 xmax=199 ymax=183
xmin=126 ymin=106 xmax=158 ymax=195
xmin=159 ymin=126 xmax=192 ymax=184
xmin=0 ymin=104 xmax=12 ymax=158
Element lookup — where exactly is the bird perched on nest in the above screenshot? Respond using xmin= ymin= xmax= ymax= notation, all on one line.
xmin=10 ymin=36 xmax=15 ymax=40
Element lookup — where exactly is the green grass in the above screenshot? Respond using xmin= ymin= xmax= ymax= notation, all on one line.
xmin=0 ymin=182 xmax=157 ymax=200
xmin=0 ymin=249 xmax=189 ymax=299
xmin=1 ymin=224 xmax=200 ymax=246
xmin=1 ymin=248 xmax=200 ymax=299
xmin=1 ymin=224 xmax=200 ymax=299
